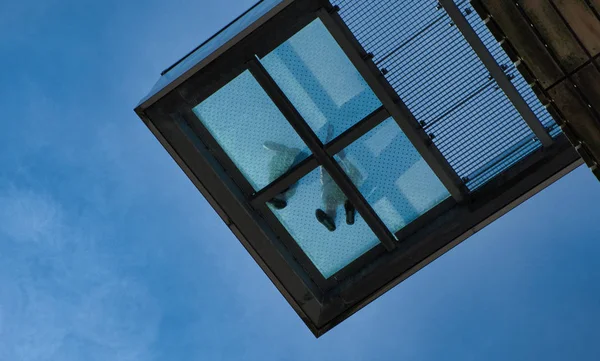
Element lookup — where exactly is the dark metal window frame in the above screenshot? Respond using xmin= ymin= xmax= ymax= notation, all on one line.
xmin=138 ymin=0 xmax=398 ymax=295
xmin=135 ymin=0 xmax=583 ymax=336
xmin=142 ymin=0 xmax=470 ymax=284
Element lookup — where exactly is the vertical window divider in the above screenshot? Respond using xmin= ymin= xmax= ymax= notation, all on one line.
xmin=248 ymin=58 xmax=398 ymax=251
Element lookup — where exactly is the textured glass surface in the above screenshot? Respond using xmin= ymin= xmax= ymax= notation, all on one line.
xmin=269 ymin=167 xmax=380 ymax=278
xmin=335 ymin=118 xmax=450 ymax=233
xmin=140 ymin=0 xmax=285 ymax=105
xmin=260 ymin=19 xmax=381 ymax=143
xmin=193 ymin=70 xmax=310 ymax=190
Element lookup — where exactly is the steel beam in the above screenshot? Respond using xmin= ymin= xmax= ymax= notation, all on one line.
xmin=439 ymin=0 xmax=553 ymax=147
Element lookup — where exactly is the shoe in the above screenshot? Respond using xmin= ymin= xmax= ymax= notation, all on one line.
xmin=345 ymin=200 xmax=355 ymax=225
xmin=316 ymin=209 xmax=336 ymax=232
xmin=269 ymin=198 xmax=287 ymax=209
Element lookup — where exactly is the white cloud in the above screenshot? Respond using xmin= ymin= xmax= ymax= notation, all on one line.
xmin=0 ymin=188 xmax=65 ymax=246
xmin=0 ymin=187 xmax=161 ymax=361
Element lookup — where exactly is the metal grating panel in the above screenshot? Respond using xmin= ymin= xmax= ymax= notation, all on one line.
xmin=332 ymin=0 xmax=561 ymax=189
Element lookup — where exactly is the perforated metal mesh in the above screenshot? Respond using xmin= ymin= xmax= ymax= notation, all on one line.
xmin=193 ymin=70 xmax=310 ymax=190
xmin=332 ymin=0 xmax=561 ymax=189
xmin=269 ymin=166 xmax=380 ymax=278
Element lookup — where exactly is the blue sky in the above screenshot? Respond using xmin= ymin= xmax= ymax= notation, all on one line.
xmin=1 ymin=0 xmax=599 ymax=360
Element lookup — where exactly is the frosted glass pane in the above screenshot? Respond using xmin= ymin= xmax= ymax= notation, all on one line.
xmin=193 ymin=70 xmax=310 ymax=190
xmin=260 ymin=18 xmax=381 ymax=143
xmin=335 ymin=118 xmax=450 ymax=233
xmin=269 ymin=167 xmax=380 ymax=278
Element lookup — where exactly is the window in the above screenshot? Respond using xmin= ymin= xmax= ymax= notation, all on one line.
xmin=192 ymin=18 xmax=450 ymax=277
xmin=193 ymin=70 xmax=310 ymax=190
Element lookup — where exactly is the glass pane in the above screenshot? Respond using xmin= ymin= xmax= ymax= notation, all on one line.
xmin=268 ymin=167 xmax=380 ymax=278
xmin=335 ymin=118 xmax=450 ymax=233
xmin=193 ymin=70 xmax=310 ymax=190
xmin=141 ymin=0 xmax=285 ymax=104
xmin=260 ymin=18 xmax=381 ymax=143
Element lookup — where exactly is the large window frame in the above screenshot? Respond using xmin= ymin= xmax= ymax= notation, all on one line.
xmin=146 ymin=0 xmax=467 ymax=287
xmin=136 ymin=0 xmax=581 ymax=336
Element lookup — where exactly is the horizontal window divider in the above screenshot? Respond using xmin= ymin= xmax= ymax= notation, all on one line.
xmin=247 ymin=57 xmax=397 ymax=251
xmin=251 ymin=156 xmax=320 ymax=207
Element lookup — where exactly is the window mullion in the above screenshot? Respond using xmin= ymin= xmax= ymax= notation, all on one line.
xmin=248 ymin=58 xmax=397 ymax=251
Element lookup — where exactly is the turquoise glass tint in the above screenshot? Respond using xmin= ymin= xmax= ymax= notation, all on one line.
xmin=335 ymin=118 xmax=450 ymax=233
xmin=260 ymin=19 xmax=381 ymax=143
xmin=268 ymin=167 xmax=380 ymax=278
xmin=192 ymin=70 xmax=310 ymax=190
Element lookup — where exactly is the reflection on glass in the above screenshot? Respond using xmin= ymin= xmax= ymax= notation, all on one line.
xmin=260 ymin=18 xmax=381 ymax=143
xmin=193 ymin=70 xmax=310 ymax=190
xmin=269 ymin=167 xmax=380 ymax=278
xmin=335 ymin=118 xmax=450 ymax=233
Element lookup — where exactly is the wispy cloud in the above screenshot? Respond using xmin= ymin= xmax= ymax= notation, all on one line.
xmin=0 ymin=186 xmax=162 ymax=361
xmin=0 ymin=8 xmax=227 ymax=357
xmin=0 ymin=188 xmax=64 ymax=246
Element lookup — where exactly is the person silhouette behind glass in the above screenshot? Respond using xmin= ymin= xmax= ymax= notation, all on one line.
xmin=315 ymin=125 xmax=363 ymax=232
xmin=264 ymin=125 xmax=363 ymax=232
xmin=263 ymin=141 xmax=308 ymax=210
